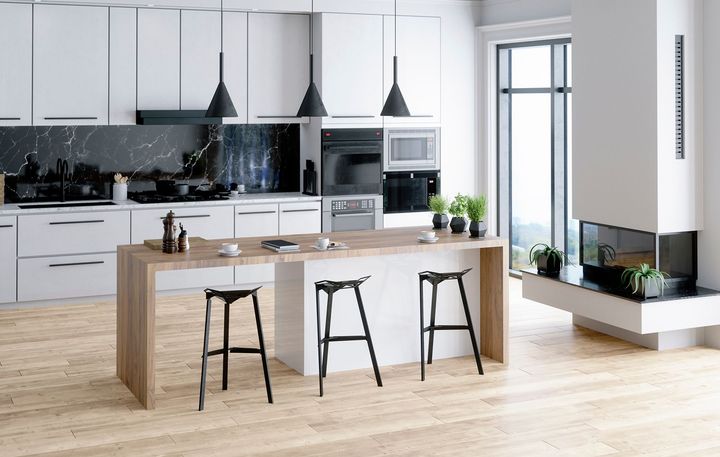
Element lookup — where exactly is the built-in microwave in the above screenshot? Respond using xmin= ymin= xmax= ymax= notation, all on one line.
xmin=384 ymin=128 xmax=440 ymax=171
xmin=383 ymin=171 xmax=440 ymax=213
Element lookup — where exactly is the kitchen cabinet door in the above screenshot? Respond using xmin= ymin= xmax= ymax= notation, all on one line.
xmin=181 ymin=10 xmax=221 ymax=110
xmin=138 ymin=9 xmax=180 ymax=110
xmin=0 ymin=216 xmax=16 ymax=304
xmin=279 ymin=201 xmax=321 ymax=235
xmin=33 ymin=5 xmax=109 ymax=126
xmin=110 ymin=8 xmax=137 ymax=125
xmin=0 ymin=3 xmax=32 ymax=127
xmin=248 ymin=13 xmax=309 ymax=124
xmin=221 ymin=12 xmax=248 ymax=124
xmin=320 ymin=14 xmax=384 ymax=126
xmin=235 ymin=204 xmax=279 ymax=285
xmin=383 ymin=16 xmax=441 ymax=125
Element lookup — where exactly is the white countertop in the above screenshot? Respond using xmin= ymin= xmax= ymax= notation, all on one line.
xmin=0 ymin=192 xmax=321 ymax=216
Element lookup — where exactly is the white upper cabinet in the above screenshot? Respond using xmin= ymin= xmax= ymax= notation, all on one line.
xmin=0 ymin=3 xmax=32 ymax=127
xmin=33 ymin=5 xmax=109 ymax=126
xmin=318 ymin=13 xmax=384 ymax=125
xmin=248 ymin=13 xmax=309 ymax=124
xmin=181 ymin=10 xmax=220 ymax=111
xmin=221 ymin=12 xmax=249 ymax=124
xmin=109 ymin=8 xmax=138 ymax=125
xmin=137 ymin=9 xmax=180 ymax=110
xmin=383 ymin=15 xmax=441 ymax=125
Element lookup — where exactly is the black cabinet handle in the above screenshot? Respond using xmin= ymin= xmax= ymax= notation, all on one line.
xmin=331 ymin=115 xmax=375 ymax=119
xmin=44 ymin=117 xmax=98 ymax=120
xmin=49 ymin=219 xmax=105 ymax=225
xmin=0 ymin=224 xmax=13 ymax=228
xmin=0 ymin=117 xmax=21 ymax=121
xmin=237 ymin=211 xmax=277 ymax=215
xmin=49 ymin=260 xmax=105 ymax=268
xmin=158 ymin=214 xmax=211 ymax=219
xmin=282 ymin=209 xmax=319 ymax=213
xmin=256 ymin=115 xmax=299 ymax=119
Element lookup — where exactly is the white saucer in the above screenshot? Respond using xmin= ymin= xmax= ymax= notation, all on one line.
xmin=218 ymin=249 xmax=241 ymax=257
xmin=417 ymin=236 xmax=439 ymax=243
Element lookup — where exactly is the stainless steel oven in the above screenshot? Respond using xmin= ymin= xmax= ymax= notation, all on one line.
xmin=383 ymin=171 xmax=440 ymax=213
xmin=322 ymin=128 xmax=383 ymax=197
xmin=384 ymin=127 xmax=440 ymax=171
xmin=322 ymin=195 xmax=383 ymax=232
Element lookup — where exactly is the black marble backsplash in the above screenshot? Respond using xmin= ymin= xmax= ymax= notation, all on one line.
xmin=0 ymin=124 xmax=300 ymax=203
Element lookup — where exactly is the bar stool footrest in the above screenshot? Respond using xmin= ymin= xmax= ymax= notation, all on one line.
xmin=423 ymin=324 xmax=471 ymax=332
xmin=203 ymin=347 xmax=262 ymax=358
xmin=321 ymin=335 xmax=367 ymax=344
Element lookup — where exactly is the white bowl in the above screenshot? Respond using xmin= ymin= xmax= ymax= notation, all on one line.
xmin=221 ymin=243 xmax=239 ymax=253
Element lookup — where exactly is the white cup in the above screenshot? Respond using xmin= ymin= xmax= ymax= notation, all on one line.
xmin=230 ymin=190 xmax=239 ymax=197
xmin=420 ymin=231 xmax=436 ymax=240
xmin=221 ymin=243 xmax=238 ymax=253
xmin=316 ymin=237 xmax=330 ymax=250
xmin=237 ymin=184 xmax=246 ymax=193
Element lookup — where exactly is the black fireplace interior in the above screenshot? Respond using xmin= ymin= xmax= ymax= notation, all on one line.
xmin=580 ymin=221 xmax=697 ymax=292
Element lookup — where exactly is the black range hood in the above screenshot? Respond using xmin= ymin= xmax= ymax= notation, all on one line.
xmin=136 ymin=110 xmax=222 ymax=125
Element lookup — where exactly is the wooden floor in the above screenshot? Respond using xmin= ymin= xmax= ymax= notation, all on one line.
xmin=1 ymin=279 xmax=720 ymax=456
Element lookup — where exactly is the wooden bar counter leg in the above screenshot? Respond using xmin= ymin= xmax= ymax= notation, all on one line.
xmin=479 ymin=242 xmax=509 ymax=363
xmin=117 ymin=249 xmax=157 ymax=409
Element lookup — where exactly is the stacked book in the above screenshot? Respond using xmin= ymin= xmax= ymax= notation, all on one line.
xmin=261 ymin=239 xmax=300 ymax=253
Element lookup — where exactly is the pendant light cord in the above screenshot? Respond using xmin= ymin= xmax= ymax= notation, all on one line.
xmin=220 ymin=0 xmax=224 ymax=52
xmin=310 ymin=0 xmax=314 ymax=53
xmin=394 ymin=0 xmax=397 ymax=56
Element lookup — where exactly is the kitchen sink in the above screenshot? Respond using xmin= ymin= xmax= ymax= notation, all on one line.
xmin=17 ymin=201 xmax=117 ymax=209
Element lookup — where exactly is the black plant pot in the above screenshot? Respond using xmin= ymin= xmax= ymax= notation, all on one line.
xmin=469 ymin=221 xmax=487 ymax=238
xmin=449 ymin=217 xmax=467 ymax=233
xmin=432 ymin=213 xmax=449 ymax=229
xmin=537 ymin=254 xmax=561 ymax=277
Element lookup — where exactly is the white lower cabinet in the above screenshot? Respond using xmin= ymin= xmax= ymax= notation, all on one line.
xmin=0 ymin=217 xmax=17 ymax=304
xmin=131 ymin=206 xmax=234 ymax=291
xmin=279 ymin=202 xmax=322 ymax=235
xmin=234 ymin=204 xmax=279 ymax=286
xmin=17 ymin=253 xmax=116 ymax=302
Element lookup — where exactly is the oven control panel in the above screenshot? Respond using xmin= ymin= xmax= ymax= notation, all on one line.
xmin=331 ymin=198 xmax=375 ymax=212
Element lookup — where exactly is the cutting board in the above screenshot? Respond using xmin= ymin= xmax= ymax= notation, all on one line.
xmin=144 ymin=237 xmax=207 ymax=250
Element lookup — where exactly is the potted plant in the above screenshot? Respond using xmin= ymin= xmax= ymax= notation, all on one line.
xmin=448 ymin=194 xmax=469 ymax=233
xmin=529 ymin=243 xmax=569 ymax=276
xmin=466 ymin=195 xmax=487 ymax=238
xmin=597 ymin=242 xmax=616 ymax=267
xmin=429 ymin=195 xmax=449 ymax=229
xmin=620 ymin=263 xmax=670 ymax=299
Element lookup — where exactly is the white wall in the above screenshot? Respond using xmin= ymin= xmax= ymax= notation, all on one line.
xmin=698 ymin=0 xmax=720 ymax=288
xmin=475 ymin=0 xmax=570 ymax=25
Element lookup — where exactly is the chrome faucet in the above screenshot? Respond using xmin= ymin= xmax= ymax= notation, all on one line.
xmin=56 ymin=158 xmax=69 ymax=202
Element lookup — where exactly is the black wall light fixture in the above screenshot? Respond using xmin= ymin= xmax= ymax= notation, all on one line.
xmin=206 ymin=0 xmax=238 ymax=119
xmin=381 ymin=0 xmax=411 ymax=117
xmin=296 ymin=0 xmax=328 ymax=117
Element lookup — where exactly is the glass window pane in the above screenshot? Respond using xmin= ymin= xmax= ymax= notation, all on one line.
xmin=511 ymin=45 xmax=551 ymax=88
xmin=511 ymin=93 xmax=552 ymax=270
xmin=566 ymin=92 xmax=579 ymax=264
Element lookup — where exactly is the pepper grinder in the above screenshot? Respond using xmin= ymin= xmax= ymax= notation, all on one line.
xmin=178 ymin=223 xmax=189 ymax=253
xmin=162 ymin=210 xmax=177 ymax=254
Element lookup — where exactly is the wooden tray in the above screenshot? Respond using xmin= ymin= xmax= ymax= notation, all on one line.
xmin=144 ymin=237 xmax=207 ymax=250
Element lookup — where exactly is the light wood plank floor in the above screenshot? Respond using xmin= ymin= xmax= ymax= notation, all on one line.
xmin=1 ymin=278 xmax=720 ymax=456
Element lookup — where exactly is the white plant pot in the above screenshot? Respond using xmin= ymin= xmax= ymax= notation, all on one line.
xmin=113 ymin=183 xmax=128 ymax=202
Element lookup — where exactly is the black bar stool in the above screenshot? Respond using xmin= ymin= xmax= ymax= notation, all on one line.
xmin=314 ymin=276 xmax=382 ymax=397
xmin=198 ymin=286 xmax=272 ymax=411
xmin=418 ymin=268 xmax=483 ymax=381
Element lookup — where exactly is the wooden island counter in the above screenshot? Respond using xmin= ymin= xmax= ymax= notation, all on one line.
xmin=117 ymin=227 xmax=509 ymax=409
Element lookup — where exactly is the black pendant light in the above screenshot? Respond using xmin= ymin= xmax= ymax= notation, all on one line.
xmin=296 ymin=0 xmax=328 ymax=117
xmin=206 ymin=0 xmax=238 ymax=119
xmin=381 ymin=0 xmax=410 ymax=117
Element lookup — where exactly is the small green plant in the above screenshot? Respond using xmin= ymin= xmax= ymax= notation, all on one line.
xmin=621 ymin=263 xmax=669 ymax=295
xmin=466 ymin=195 xmax=487 ymax=222
xmin=428 ymin=195 xmax=449 ymax=215
xmin=448 ymin=194 xmax=469 ymax=218
xmin=529 ymin=243 xmax=570 ymax=267
xmin=597 ymin=243 xmax=616 ymax=266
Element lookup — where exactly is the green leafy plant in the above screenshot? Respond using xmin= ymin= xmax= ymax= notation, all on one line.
xmin=620 ymin=263 xmax=669 ymax=295
xmin=529 ymin=243 xmax=570 ymax=267
xmin=448 ymin=194 xmax=469 ymax=218
xmin=428 ymin=195 xmax=449 ymax=215
xmin=597 ymin=243 xmax=616 ymax=266
xmin=466 ymin=195 xmax=487 ymax=222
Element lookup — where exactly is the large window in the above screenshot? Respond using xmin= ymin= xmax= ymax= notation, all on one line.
xmin=497 ymin=39 xmax=576 ymax=271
